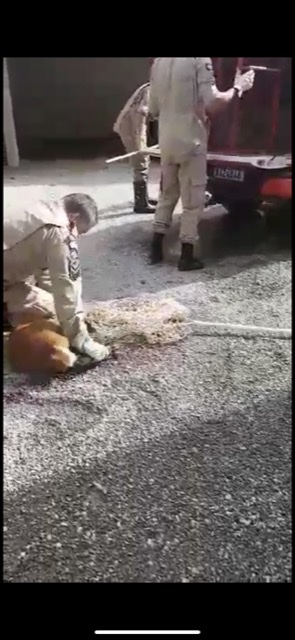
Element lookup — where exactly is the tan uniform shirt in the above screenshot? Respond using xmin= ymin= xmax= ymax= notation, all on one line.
xmin=4 ymin=200 xmax=88 ymax=343
xmin=149 ymin=57 xmax=217 ymax=162
xmin=113 ymin=83 xmax=150 ymax=147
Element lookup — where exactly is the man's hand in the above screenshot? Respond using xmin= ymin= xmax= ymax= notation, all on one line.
xmin=233 ymin=69 xmax=255 ymax=97
xmin=72 ymin=334 xmax=111 ymax=362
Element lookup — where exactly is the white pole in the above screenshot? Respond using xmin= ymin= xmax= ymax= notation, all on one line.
xmin=3 ymin=57 xmax=20 ymax=168
xmin=185 ymin=319 xmax=291 ymax=340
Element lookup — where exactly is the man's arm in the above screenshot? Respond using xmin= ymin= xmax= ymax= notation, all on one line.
xmin=44 ymin=225 xmax=110 ymax=361
xmin=195 ymin=58 xmax=255 ymax=117
xmin=44 ymin=226 xmax=86 ymax=342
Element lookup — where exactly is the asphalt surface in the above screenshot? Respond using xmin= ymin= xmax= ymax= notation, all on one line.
xmin=4 ymin=159 xmax=292 ymax=582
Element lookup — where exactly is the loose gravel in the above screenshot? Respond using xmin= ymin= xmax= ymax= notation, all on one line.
xmin=4 ymin=158 xmax=292 ymax=582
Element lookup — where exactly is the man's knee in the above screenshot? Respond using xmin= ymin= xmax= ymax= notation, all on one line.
xmin=180 ymin=154 xmax=206 ymax=208
xmin=133 ymin=154 xmax=149 ymax=181
xmin=190 ymin=182 xmax=206 ymax=211
xmin=160 ymin=180 xmax=180 ymax=207
xmin=160 ymin=165 xmax=180 ymax=203
xmin=181 ymin=177 xmax=206 ymax=214
xmin=180 ymin=182 xmax=206 ymax=244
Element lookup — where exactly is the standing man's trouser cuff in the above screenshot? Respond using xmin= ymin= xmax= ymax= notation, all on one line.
xmin=153 ymin=220 xmax=169 ymax=234
xmin=179 ymin=208 xmax=203 ymax=245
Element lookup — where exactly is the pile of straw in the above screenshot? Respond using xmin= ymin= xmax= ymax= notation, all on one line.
xmin=86 ymin=296 xmax=190 ymax=347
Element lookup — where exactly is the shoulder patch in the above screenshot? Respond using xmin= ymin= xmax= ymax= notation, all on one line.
xmin=65 ymin=234 xmax=81 ymax=282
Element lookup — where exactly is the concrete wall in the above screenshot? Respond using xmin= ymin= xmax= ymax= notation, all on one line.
xmin=8 ymin=57 xmax=291 ymax=155
xmin=7 ymin=57 xmax=150 ymax=145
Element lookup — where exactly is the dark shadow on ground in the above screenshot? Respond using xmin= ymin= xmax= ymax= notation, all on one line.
xmin=79 ymin=204 xmax=291 ymax=302
xmin=4 ymin=386 xmax=291 ymax=583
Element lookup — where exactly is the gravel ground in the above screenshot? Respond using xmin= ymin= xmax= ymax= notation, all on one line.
xmin=4 ymin=159 xmax=292 ymax=583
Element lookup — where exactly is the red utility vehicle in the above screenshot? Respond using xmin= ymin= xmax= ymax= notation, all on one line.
xmin=207 ymin=57 xmax=292 ymax=216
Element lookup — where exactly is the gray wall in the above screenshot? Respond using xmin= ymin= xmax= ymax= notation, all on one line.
xmin=7 ymin=57 xmax=150 ymax=143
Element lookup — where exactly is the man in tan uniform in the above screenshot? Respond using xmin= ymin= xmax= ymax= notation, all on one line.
xmin=113 ymin=81 xmax=157 ymax=214
xmin=4 ymin=193 xmax=110 ymax=363
xmin=149 ymin=58 xmax=255 ymax=270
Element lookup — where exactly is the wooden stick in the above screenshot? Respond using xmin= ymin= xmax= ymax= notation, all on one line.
xmin=106 ymin=144 xmax=159 ymax=165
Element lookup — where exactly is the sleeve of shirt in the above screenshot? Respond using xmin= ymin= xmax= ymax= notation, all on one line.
xmin=148 ymin=62 xmax=160 ymax=118
xmin=137 ymin=85 xmax=150 ymax=116
xmin=44 ymin=225 xmax=89 ymax=344
xmin=195 ymin=57 xmax=219 ymax=109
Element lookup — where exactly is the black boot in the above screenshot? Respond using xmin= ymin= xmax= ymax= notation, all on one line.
xmin=134 ymin=181 xmax=156 ymax=214
xmin=150 ymin=232 xmax=164 ymax=264
xmin=178 ymin=243 xmax=204 ymax=271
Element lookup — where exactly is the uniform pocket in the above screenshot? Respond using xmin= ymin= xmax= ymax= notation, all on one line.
xmin=180 ymin=154 xmax=207 ymax=210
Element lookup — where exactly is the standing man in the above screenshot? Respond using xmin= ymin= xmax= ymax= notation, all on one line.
xmin=149 ymin=58 xmax=255 ymax=270
xmin=113 ymin=70 xmax=158 ymax=214
xmin=4 ymin=193 xmax=110 ymax=362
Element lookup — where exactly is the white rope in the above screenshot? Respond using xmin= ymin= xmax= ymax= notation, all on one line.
xmin=184 ymin=319 xmax=292 ymax=340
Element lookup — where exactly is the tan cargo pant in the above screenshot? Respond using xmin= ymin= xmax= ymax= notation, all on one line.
xmin=4 ymin=278 xmax=56 ymax=327
xmin=4 ymin=227 xmax=59 ymax=327
xmin=118 ymin=117 xmax=149 ymax=183
xmin=4 ymin=264 xmax=83 ymax=330
xmin=153 ymin=154 xmax=207 ymax=245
